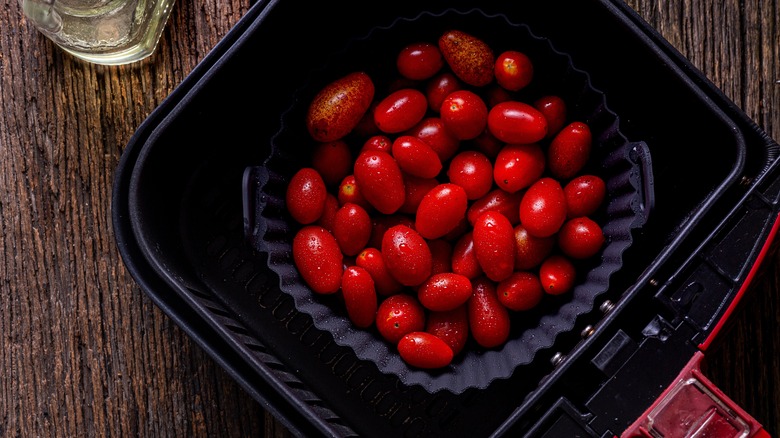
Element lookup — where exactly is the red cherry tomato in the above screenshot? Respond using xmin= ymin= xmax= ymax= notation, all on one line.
xmin=426 ymin=305 xmax=469 ymax=356
xmin=406 ymin=116 xmax=461 ymax=162
xmin=539 ymin=254 xmax=576 ymax=295
xmin=376 ymin=294 xmax=426 ymax=344
xmin=513 ymin=224 xmax=556 ymax=270
xmin=374 ymin=88 xmax=428 ymax=134
xmin=446 ymin=150 xmax=494 ymax=200
xmin=487 ymin=101 xmax=548 ymax=144
xmin=533 ymin=95 xmax=567 ymax=139
xmin=417 ymin=273 xmax=473 ymax=312
xmin=425 ymin=72 xmax=462 ymax=113
xmin=415 ymin=183 xmax=469 ymax=240
xmin=493 ymin=143 xmax=546 ymax=194
xmin=337 ymin=174 xmax=371 ymax=211
xmin=355 ymin=247 xmax=403 ymax=296
xmin=391 ymin=135 xmax=443 ymax=179
xmin=548 ymin=121 xmax=592 ymax=180
xmin=286 ymin=167 xmax=327 ymax=225
xmin=341 ymin=266 xmax=378 ymax=328
xmin=467 ymin=188 xmax=523 ymax=226
xmin=311 ymin=140 xmax=353 ymax=187
xmin=497 ymin=271 xmax=544 ymax=311
xmin=557 ymin=216 xmax=605 ymax=259
xmin=494 ymin=50 xmax=534 ymax=92
xmin=440 ymin=90 xmax=489 ymax=140
xmin=381 ymin=225 xmax=432 ymax=286
xmin=332 ymin=202 xmax=372 ymax=256
xmin=472 ymin=211 xmax=516 ymax=282
xmin=397 ymin=332 xmax=454 ymax=369
xmin=306 ymin=71 xmax=375 ymax=142
xmin=438 ymin=29 xmax=495 ymax=87
xmin=399 ymin=174 xmax=439 ymax=215
xmin=564 ymin=174 xmax=606 ymax=218
xmin=519 ymin=177 xmax=567 ymax=238
xmin=292 ymin=225 xmax=343 ymax=294
xmin=361 ymin=134 xmax=392 ymax=154
xmin=353 ymin=150 xmax=406 ymax=214
xmin=451 ymin=231 xmax=483 ymax=279
xmin=397 ymin=42 xmax=444 ymax=81
xmin=468 ymin=276 xmax=511 ymax=348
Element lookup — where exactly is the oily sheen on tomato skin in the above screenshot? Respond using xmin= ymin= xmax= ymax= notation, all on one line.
xmin=286 ymin=167 xmax=327 ymax=225
xmin=548 ymin=121 xmax=592 ymax=180
xmin=564 ymin=174 xmax=606 ymax=219
xmin=440 ymin=90 xmax=489 ymax=140
xmin=494 ymin=50 xmax=534 ymax=92
xmin=539 ymin=254 xmax=577 ymax=295
xmin=381 ymin=225 xmax=433 ymax=287
xmin=497 ymin=271 xmax=544 ymax=311
xmin=557 ymin=216 xmax=605 ymax=259
xmin=332 ymin=202 xmax=372 ymax=256
xmin=487 ymin=101 xmax=548 ymax=144
xmin=493 ymin=143 xmax=546 ymax=194
xmin=292 ymin=225 xmax=343 ymax=295
xmin=519 ymin=177 xmax=568 ymax=238
xmin=396 ymin=42 xmax=444 ymax=81
xmin=415 ymin=183 xmax=469 ymax=240
xmin=397 ymin=332 xmax=454 ymax=369
xmin=417 ymin=273 xmax=473 ymax=312
xmin=341 ymin=266 xmax=378 ymax=329
xmin=391 ymin=135 xmax=443 ymax=179
xmin=447 ymin=150 xmax=493 ymax=200
xmin=353 ymin=150 xmax=406 ymax=215
xmin=374 ymin=88 xmax=429 ymax=134
xmin=472 ymin=211 xmax=516 ymax=282
xmin=468 ymin=276 xmax=511 ymax=349
xmin=375 ymin=294 xmax=426 ymax=344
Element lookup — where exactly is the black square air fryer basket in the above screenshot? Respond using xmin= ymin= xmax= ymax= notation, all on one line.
xmin=112 ymin=1 xmax=779 ymax=437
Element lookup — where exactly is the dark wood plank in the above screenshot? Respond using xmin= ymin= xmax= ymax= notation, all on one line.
xmin=0 ymin=0 xmax=777 ymax=437
xmin=626 ymin=0 xmax=780 ymax=434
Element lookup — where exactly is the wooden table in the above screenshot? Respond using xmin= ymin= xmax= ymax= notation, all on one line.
xmin=1 ymin=1 xmax=777 ymax=436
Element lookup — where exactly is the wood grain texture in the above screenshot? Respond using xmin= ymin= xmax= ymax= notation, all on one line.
xmin=0 ymin=0 xmax=777 ymax=437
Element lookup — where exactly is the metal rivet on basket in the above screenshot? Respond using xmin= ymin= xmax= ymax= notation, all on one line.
xmin=740 ymin=175 xmax=753 ymax=186
xmin=580 ymin=325 xmax=595 ymax=339
xmin=599 ymin=300 xmax=615 ymax=314
xmin=550 ymin=352 xmax=566 ymax=367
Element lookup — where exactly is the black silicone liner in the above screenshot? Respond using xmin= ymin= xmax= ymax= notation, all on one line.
xmin=243 ymin=8 xmax=654 ymax=394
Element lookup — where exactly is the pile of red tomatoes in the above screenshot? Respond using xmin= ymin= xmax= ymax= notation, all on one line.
xmin=285 ymin=28 xmax=606 ymax=369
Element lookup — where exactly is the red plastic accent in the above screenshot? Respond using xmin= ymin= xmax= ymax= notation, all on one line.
xmin=698 ymin=212 xmax=780 ymax=351
xmin=621 ymin=351 xmax=769 ymax=438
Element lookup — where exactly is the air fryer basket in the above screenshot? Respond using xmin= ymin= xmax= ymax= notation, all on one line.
xmin=113 ymin=0 xmax=777 ymax=436
xmin=243 ymin=8 xmax=653 ymax=394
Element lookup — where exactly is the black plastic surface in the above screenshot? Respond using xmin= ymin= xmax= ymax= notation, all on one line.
xmin=111 ymin=0 xmax=780 ymax=437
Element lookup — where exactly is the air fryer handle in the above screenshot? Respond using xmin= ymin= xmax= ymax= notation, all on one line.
xmin=627 ymin=140 xmax=655 ymax=227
